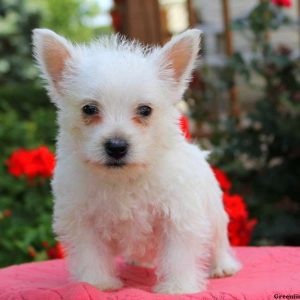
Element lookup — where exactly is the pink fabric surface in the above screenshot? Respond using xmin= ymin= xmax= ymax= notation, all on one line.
xmin=0 ymin=247 xmax=299 ymax=300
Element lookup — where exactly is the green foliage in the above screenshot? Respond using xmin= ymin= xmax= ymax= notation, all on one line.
xmin=188 ymin=2 xmax=300 ymax=245
xmin=233 ymin=2 xmax=291 ymax=40
xmin=0 ymin=84 xmax=56 ymax=266
xmin=0 ymin=0 xmax=41 ymax=84
xmin=30 ymin=0 xmax=103 ymax=42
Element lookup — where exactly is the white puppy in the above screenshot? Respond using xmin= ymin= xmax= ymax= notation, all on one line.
xmin=32 ymin=28 xmax=240 ymax=294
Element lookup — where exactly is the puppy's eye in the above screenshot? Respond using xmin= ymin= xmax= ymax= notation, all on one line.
xmin=82 ymin=104 xmax=99 ymax=116
xmin=137 ymin=105 xmax=152 ymax=117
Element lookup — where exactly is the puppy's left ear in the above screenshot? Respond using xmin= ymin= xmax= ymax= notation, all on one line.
xmin=155 ymin=29 xmax=201 ymax=98
xmin=32 ymin=28 xmax=74 ymax=94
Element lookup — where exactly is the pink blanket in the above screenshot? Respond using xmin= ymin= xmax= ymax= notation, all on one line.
xmin=0 ymin=247 xmax=299 ymax=300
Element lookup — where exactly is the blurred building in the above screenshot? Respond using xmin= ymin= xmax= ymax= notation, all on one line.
xmin=110 ymin=0 xmax=300 ymax=55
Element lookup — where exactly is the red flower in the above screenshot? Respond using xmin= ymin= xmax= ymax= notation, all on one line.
xmin=212 ymin=166 xmax=257 ymax=246
xmin=223 ymin=193 xmax=257 ymax=246
xmin=179 ymin=115 xmax=191 ymax=140
xmin=6 ymin=146 xmax=55 ymax=180
xmin=47 ymin=243 xmax=65 ymax=259
xmin=272 ymin=0 xmax=292 ymax=7
xmin=211 ymin=166 xmax=232 ymax=192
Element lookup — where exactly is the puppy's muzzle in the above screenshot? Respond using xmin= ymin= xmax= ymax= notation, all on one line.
xmin=104 ymin=138 xmax=128 ymax=160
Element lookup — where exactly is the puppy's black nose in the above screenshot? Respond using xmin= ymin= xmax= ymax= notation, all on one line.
xmin=104 ymin=138 xmax=128 ymax=160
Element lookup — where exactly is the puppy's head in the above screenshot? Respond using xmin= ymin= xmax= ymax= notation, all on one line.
xmin=32 ymin=29 xmax=200 ymax=171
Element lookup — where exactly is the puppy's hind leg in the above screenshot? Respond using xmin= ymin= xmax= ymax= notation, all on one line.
xmin=210 ymin=208 xmax=241 ymax=278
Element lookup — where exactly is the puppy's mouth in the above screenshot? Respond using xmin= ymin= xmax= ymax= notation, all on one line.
xmin=86 ymin=158 xmax=146 ymax=170
xmin=105 ymin=160 xmax=126 ymax=168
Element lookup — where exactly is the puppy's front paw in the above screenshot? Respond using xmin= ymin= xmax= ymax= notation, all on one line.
xmin=153 ymin=281 xmax=204 ymax=294
xmin=210 ymin=253 xmax=241 ymax=278
xmin=94 ymin=277 xmax=123 ymax=291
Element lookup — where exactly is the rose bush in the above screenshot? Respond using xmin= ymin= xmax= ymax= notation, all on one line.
xmin=1 ymin=145 xmax=56 ymax=264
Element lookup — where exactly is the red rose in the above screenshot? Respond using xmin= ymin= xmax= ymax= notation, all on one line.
xmin=223 ymin=193 xmax=248 ymax=220
xmin=223 ymin=193 xmax=257 ymax=246
xmin=272 ymin=0 xmax=292 ymax=7
xmin=179 ymin=115 xmax=191 ymax=140
xmin=47 ymin=243 xmax=65 ymax=259
xmin=6 ymin=149 xmax=29 ymax=177
xmin=211 ymin=166 xmax=257 ymax=246
xmin=31 ymin=146 xmax=55 ymax=178
xmin=6 ymin=146 xmax=55 ymax=180
xmin=211 ymin=166 xmax=232 ymax=192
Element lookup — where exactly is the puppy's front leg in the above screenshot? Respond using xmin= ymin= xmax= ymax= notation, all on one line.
xmin=154 ymin=222 xmax=208 ymax=294
xmin=66 ymin=228 xmax=123 ymax=291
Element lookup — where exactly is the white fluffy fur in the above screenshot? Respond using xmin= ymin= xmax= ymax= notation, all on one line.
xmin=32 ymin=28 xmax=241 ymax=294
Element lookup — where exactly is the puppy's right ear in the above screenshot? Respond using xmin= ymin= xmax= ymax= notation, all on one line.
xmin=32 ymin=29 xmax=73 ymax=91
